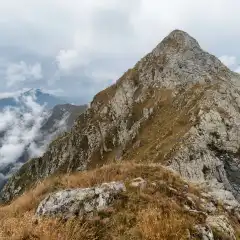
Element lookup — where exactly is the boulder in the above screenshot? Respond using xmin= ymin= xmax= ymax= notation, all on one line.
xmin=36 ymin=181 xmax=126 ymax=219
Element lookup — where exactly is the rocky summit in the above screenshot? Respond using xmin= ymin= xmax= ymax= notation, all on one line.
xmin=1 ymin=30 xmax=240 ymax=239
xmin=2 ymin=29 xmax=239 ymax=202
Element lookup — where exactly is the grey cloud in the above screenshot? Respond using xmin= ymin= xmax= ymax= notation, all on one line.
xmin=0 ymin=92 xmax=71 ymax=186
xmin=219 ymin=55 xmax=240 ymax=73
xmin=0 ymin=1 xmax=239 ymax=102
xmin=0 ymin=95 xmax=48 ymax=165
xmin=6 ymin=61 xmax=42 ymax=87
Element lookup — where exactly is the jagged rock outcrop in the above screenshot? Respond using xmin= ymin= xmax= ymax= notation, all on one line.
xmin=36 ymin=182 xmax=125 ymax=219
xmin=206 ymin=215 xmax=236 ymax=240
xmin=195 ymin=225 xmax=214 ymax=240
xmin=2 ymin=29 xmax=240 ymax=207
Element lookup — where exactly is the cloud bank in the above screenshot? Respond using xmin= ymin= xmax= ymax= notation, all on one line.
xmin=0 ymin=94 xmax=48 ymax=165
xmin=0 ymin=0 xmax=239 ymax=103
xmin=0 ymin=92 xmax=69 ymax=186
xmin=6 ymin=61 xmax=42 ymax=87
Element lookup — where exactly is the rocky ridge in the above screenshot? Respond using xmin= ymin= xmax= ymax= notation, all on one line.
xmin=0 ymin=160 xmax=239 ymax=238
xmin=2 ymin=29 xmax=240 ymax=217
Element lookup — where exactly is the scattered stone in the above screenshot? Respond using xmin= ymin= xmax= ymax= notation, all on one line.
xmin=132 ymin=140 xmax=141 ymax=149
xmin=36 ymin=181 xmax=126 ymax=219
xmin=158 ymin=180 xmax=167 ymax=186
xmin=168 ymin=186 xmax=178 ymax=195
xmin=151 ymin=182 xmax=157 ymax=187
xmin=233 ymin=208 xmax=240 ymax=222
xmin=185 ymin=208 xmax=207 ymax=217
xmin=195 ymin=225 xmax=214 ymax=240
xmin=183 ymin=205 xmax=191 ymax=211
xmin=200 ymin=201 xmax=216 ymax=214
xmin=206 ymin=215 xmax=236 ymax=240
xmin=209 ymin=188 xmax=239 ymax=211
xmin=186 ymin=195 xmax=196 ymax=208
xmin=129 ymin=177 xmax=147 ymax=189
xmin=183 ymin=184 xmax=189 ymax=194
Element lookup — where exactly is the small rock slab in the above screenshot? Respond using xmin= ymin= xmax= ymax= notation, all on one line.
xmin=206 ymin=215 xmax=236 ymax=240
xmin=129 ymin=177 xmax=147 ymax=189
xmin=195 ymin=225 xmax=214 ymax=240
xmin=36 ymin=181 xmax=126 ymax=219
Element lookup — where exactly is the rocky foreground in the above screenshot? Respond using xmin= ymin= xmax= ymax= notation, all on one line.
xmin=0 ymin=162 xmax=239 ymax=239
xmin=1 ymin=30 xmax=240 ymax=239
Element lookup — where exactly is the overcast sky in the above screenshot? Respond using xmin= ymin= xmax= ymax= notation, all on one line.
xmin=0 ymin=0 xmax=239 ymax=103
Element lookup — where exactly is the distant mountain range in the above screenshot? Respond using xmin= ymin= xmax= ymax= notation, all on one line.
xmin=0 ymin=89 xmax=69 ymax=110
xmin=0 ymin=88 xmax=87 ymax=189
xmin=41 ymin=103 xmax=88 ymax=133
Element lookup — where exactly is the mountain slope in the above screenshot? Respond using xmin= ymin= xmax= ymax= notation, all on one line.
xmin=2 ymin=30 xmax=240 ymax=208
xmin=41 ymin=104 xmax=88 ymax=133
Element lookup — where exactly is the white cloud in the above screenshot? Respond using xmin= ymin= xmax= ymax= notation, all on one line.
xmin=85 ymin=69 xmax=119 ymax=84
xmin=235 ymin=66 xmax=240 ymax=73
xmin=0 ymin=90 xmax=71 ymax=182
xmin=219 ymin=55 xmax=240 ymax=73
xmin=0 ymin=0 xmax=239 ymax=98
xmin=0 ymin=1 xmax=238 ymax=59
xmin=28 ymin=111 xmax=69 ymax=158
xmin=56 ymin=49 xmax=89 ymax=73
xmin=0 ymin=88 xmax=30 ymax=99
xmin=41 ymin=88 xmax=64 ymax=96
xmin=0 ymin=94 xmax=48 ymax=165
xmin=6 ymin=61 xmax=42 ymax=87
xmin=219 ymin=55 xmax=237 ymax=68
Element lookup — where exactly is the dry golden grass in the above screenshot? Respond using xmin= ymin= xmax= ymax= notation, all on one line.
xmin=137 ymin=208 xmax=190 ymax=240
xmin=123 ymin=84 xmax=210 ymax=165
xmin=0 ymin=162 xmax=207 ymax=239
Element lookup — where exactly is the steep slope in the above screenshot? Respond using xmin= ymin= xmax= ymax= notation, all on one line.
xmin=2 ymin=30 xmax=240 ymax=207
xmin=41 ymin=104 xmax=88 ymax=133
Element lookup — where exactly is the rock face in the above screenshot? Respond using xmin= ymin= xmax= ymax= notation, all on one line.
xmin=41 ymin=103 xmax=87 ymax=133
xmin=36 ymin=181 xmax=125 ymax=218
xmin=206 ymin=215 xmax=236 ymax=240
xmin=2 ymin=29 xmax=240 ymax=206
xmin=195 ymin=225 xmax=214 ymax=240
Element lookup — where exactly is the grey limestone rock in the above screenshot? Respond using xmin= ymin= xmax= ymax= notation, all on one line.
xmin=206 ymin=215 xmax=236 ymax=240
xmin=36 ymin=181 xmax=126 ymax=219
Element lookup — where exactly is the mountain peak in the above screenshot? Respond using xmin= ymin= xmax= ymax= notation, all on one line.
xmin=153 ymin=29 xmax=201 ymax=56
xmin=23 ymin=88 xmax=45 ymax=96
xmin=2 ymin=30 xmax=240 ymax=239
xmin=1 ymin=29 xmax=237 ymax=207
xmin=165 ymin=29 xmax=200 ymax=49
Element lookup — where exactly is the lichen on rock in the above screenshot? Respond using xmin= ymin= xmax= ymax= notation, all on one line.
xmin=36 ymin=181 xmax=126 ymax=219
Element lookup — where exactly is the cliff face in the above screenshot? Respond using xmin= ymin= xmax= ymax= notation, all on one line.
xmin=2 ymin=30 xmax=240 ymax=204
